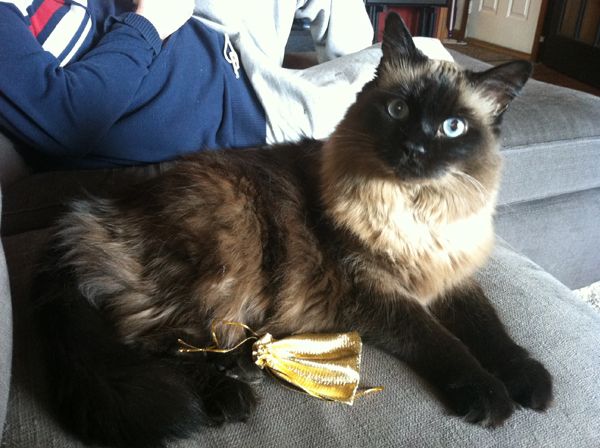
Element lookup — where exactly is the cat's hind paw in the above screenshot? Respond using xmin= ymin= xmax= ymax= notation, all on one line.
xmin=201 ymin=376 xmax=257 ymax=425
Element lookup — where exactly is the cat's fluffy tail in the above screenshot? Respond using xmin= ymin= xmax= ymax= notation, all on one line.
xmin=34 ymin=260 xmax=204 ymax=448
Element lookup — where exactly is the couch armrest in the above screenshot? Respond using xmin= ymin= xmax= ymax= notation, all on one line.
xmin=0 ymin=188 xmax=13 ymax=441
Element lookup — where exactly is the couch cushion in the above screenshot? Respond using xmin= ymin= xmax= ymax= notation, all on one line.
xmin=1 ymin=162 xmax=174 ymax=237
xmin=496 ymin=186 xmax=600 ymax=289
xmin=451 ymin=51 xmax=600 ymax=207
xmin=2 ymin=231 xmax=600 ymax=447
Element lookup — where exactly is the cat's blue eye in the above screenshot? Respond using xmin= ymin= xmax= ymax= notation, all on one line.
xmin=387 ymin=99 xmax=409 ymax=120
xmin=440 ymin=118 xmax=467 ymax=138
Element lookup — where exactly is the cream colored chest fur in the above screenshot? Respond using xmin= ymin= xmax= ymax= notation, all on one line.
xmin=330 ymin=178 xmax=496 ymax=304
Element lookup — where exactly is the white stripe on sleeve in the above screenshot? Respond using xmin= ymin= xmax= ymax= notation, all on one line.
xmin=42 ymin=0 xmax=89 ymax=60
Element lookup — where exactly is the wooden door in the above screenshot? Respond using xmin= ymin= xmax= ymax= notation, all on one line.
xmin=466 ymin=0 xmax=544 ymax=54
xmin=541 ymin=0 xmax=600 ymax=88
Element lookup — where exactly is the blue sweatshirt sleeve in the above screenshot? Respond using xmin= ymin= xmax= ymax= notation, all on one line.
xmin=0 ymin=3 xmax=162 ymax=157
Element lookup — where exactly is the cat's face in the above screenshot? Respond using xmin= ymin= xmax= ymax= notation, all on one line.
xmin=336 ymin=14 xmax=531 ymax=184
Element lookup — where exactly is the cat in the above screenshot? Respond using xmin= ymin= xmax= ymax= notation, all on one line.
xmin=35 ymin=13 xmax=552 ymax=448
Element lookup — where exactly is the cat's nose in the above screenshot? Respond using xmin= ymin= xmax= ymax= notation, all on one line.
xmin=405 ymin=142 xmax=426 ymax=155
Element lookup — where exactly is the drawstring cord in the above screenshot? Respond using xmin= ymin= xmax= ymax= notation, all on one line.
xmin=223 ymin=34 xmax=240 ymax=79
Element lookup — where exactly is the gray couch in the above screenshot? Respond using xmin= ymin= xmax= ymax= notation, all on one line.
xmin=1 ymin=52 xmax=600 ymax=447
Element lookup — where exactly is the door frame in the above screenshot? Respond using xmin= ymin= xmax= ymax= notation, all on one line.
xmin=531 ymin=0 xmax=550 ymax=60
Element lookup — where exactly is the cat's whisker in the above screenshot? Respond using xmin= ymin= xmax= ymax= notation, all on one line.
xmin=450 ymin=170 xmax=489 ymax=201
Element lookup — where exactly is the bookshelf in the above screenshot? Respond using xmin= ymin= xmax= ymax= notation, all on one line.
xmin=365 ymin=0 xmax=454 ymax=40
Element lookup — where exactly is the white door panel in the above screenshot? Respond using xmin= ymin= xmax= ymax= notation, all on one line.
xmin=466 ymin=0 xmax=542 ymax=54
xmin=507 ymin=0 xmax=531 ymax=18
xmin=480 ymin=0 xmax=499 ymax=13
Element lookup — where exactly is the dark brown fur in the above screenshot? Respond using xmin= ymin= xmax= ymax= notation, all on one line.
xmin=35 ymin=14 xmax=552 ymax=448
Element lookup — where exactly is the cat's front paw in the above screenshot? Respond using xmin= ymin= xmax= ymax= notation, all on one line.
xmin=500 ymin=357 xmax=553 ymax=411
xmin=443 ymin=372 xmax=514 ymax=427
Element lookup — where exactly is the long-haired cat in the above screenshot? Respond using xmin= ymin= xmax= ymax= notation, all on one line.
xmin=36 ymin=14 xmax=552 ymax=448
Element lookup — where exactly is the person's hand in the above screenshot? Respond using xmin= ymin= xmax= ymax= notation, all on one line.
xmin=135 ymin=0 xmax=194 ymax=40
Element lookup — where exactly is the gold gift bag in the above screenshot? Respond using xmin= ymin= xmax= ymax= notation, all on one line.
xmin=178 ymin=322 xmax=382 ymax=405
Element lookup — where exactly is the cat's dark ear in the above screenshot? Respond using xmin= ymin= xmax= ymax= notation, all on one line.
xmin=381 ymin=13 xmax=427 ymax=63
xmin=471 ymin=60 xmax=533 ymax=115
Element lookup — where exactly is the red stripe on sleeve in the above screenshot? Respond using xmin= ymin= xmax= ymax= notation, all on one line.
xmin=28 ymin=0 xmax=65 ymax=38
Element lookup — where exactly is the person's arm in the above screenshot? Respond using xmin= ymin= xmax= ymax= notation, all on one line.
xmin=294 ymin=0 xmax=374 ymax=63
xmin=0 ymin=0 xmax=192 ymax=157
